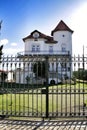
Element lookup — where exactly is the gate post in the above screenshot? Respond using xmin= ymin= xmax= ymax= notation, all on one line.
xmin=45 ymin=56 xmax=49 ymax=118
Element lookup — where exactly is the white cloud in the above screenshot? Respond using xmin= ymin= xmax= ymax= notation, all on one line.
xmin=0 ymin=39 xmax=9 ymax=45
xmin=3 ymin=48 xmax=23 ymax=56
xmin=11 ymin=42 xmax=17 ymax=46
xmin=71 ymin=2 xmax=87 ymax=56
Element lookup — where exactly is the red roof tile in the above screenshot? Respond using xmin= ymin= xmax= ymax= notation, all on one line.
xmin=0 ymin=70 xmax=7 ymax=73
xmin=51 ymin=20 xmax=73 ymax=35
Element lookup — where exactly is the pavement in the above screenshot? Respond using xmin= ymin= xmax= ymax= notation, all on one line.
xmin=0 ymin=119 xmax=87 ymax=130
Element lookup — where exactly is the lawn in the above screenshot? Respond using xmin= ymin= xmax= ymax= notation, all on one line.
xmin=0 ymin=82 xmax=87 ymax=117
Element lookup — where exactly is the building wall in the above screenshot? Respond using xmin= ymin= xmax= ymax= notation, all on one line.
xmin=53 ymin=31 xmax=72 ymax=55
xmin=24 ymin=31 xmax=72 ymax=56
xmin=17 ymin=28 xmax=73 ymax=84
xmin=24 ymin=39 xmax=49 ymax=55
xmin=7 ymin=71 xmax=14 ymax=82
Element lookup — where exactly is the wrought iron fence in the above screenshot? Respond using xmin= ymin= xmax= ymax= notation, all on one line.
xmin=0 ymin=55 xmax=87 ymax=118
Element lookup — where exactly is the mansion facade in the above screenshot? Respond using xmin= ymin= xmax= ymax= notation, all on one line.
xmin=16 ymin=20 xmax=73 ymax=84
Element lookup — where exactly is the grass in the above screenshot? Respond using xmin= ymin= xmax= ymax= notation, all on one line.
xmin=0 ymin=82 xmax=87 ymax=117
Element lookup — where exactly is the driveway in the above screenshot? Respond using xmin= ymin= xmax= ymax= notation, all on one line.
xmin=0 ymin=119 xmax=87 ymax=130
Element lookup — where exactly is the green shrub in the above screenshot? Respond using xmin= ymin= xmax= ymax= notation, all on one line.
xmin=73 ymin=69 xmax=87 ymax=80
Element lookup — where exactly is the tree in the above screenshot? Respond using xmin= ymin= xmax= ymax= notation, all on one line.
xmin=0 ymin=45 xmax=3 ymax=58
xmin=0 ymin=20 xmax=4 ymax=83
xmin=73 ymin=69 xmax=87 ymax=80
xmin=1 ymin=71 xmax=7 ymax=82
xmin=26 ymin=75 xmax=30 ymax=84
xmin=0 ymin=20 xmax=3 ymax=59
xmin=0 ymin=20 xmax=2 ymax=30
xmin=33 ymin=61 xmax=46 ymax=78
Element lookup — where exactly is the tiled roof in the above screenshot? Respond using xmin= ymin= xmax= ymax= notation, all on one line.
xmin=51 ymin=20 xmax=73 ymax=35
xmin=45 ymin=36 xmax=57 ymax=44
xmin=23 ymin=30 xmax=57 ymax=43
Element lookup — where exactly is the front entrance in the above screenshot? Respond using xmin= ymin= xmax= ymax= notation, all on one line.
xmin=50 ymin=80 xmax=55 ymax=85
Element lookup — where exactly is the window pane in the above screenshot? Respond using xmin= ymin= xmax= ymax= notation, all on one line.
xmin=61 ymin=43 xmax=66 ymax=52
xmin=32 ymin=45 xmax=35 ymax=52
xmin=49 ymin=46 xmax=53 ymax=52
xmin=36 ymin=45 xmax=40 ymax=52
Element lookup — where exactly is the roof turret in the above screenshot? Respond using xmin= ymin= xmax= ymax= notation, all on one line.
xmin=51 ymin=20 xmax=73 ymax=35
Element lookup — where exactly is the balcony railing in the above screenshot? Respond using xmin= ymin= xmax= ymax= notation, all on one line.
xmin=17 ymin=51 xmax=70 ymax=56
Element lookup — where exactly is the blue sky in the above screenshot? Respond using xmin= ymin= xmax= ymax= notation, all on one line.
xmin=0 ymin=0 xmax=87 ymax=55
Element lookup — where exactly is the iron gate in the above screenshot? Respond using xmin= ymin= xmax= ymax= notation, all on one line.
xmin=0 ymin=55 xmax=87 ymax=118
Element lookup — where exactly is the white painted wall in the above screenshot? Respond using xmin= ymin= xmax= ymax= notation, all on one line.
xmin=16 ymin=69 xmax=35 ymax=84
xmin=24 ymin=30 xmax=72 ymax=56
xmin=6 ymin=71 xmax=14 ymax=82
xmin=53 ymin=31 xmax=72 ymax=55
xmin=17 ymin=29 xmax=73 ymax=84
xmin=24 ymin=39 xmax=48 ymax=55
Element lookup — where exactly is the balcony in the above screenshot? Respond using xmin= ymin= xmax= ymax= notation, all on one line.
xmin=17 ymin=51 xmax=70 ymax=57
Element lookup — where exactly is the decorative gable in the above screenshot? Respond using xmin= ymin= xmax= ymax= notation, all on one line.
xmin=23 ymin=30 xmax=57 ymax=43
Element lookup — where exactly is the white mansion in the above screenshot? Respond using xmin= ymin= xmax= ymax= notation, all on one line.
xmin=16 ymin=20 xmax=73 ymax=84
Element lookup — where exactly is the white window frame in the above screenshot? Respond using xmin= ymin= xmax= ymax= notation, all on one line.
xmin=32 ymin=45 xmax=35 ymax=52
xmin=61 ymin=43 xmax=66 ymax=52
xmin=49 ymin=46 xmax=53 ymax=53
xmin=36 ymin=45 xmax=40 ymax=52
xmin=32 ymin=45 xmax=40 ymax=52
